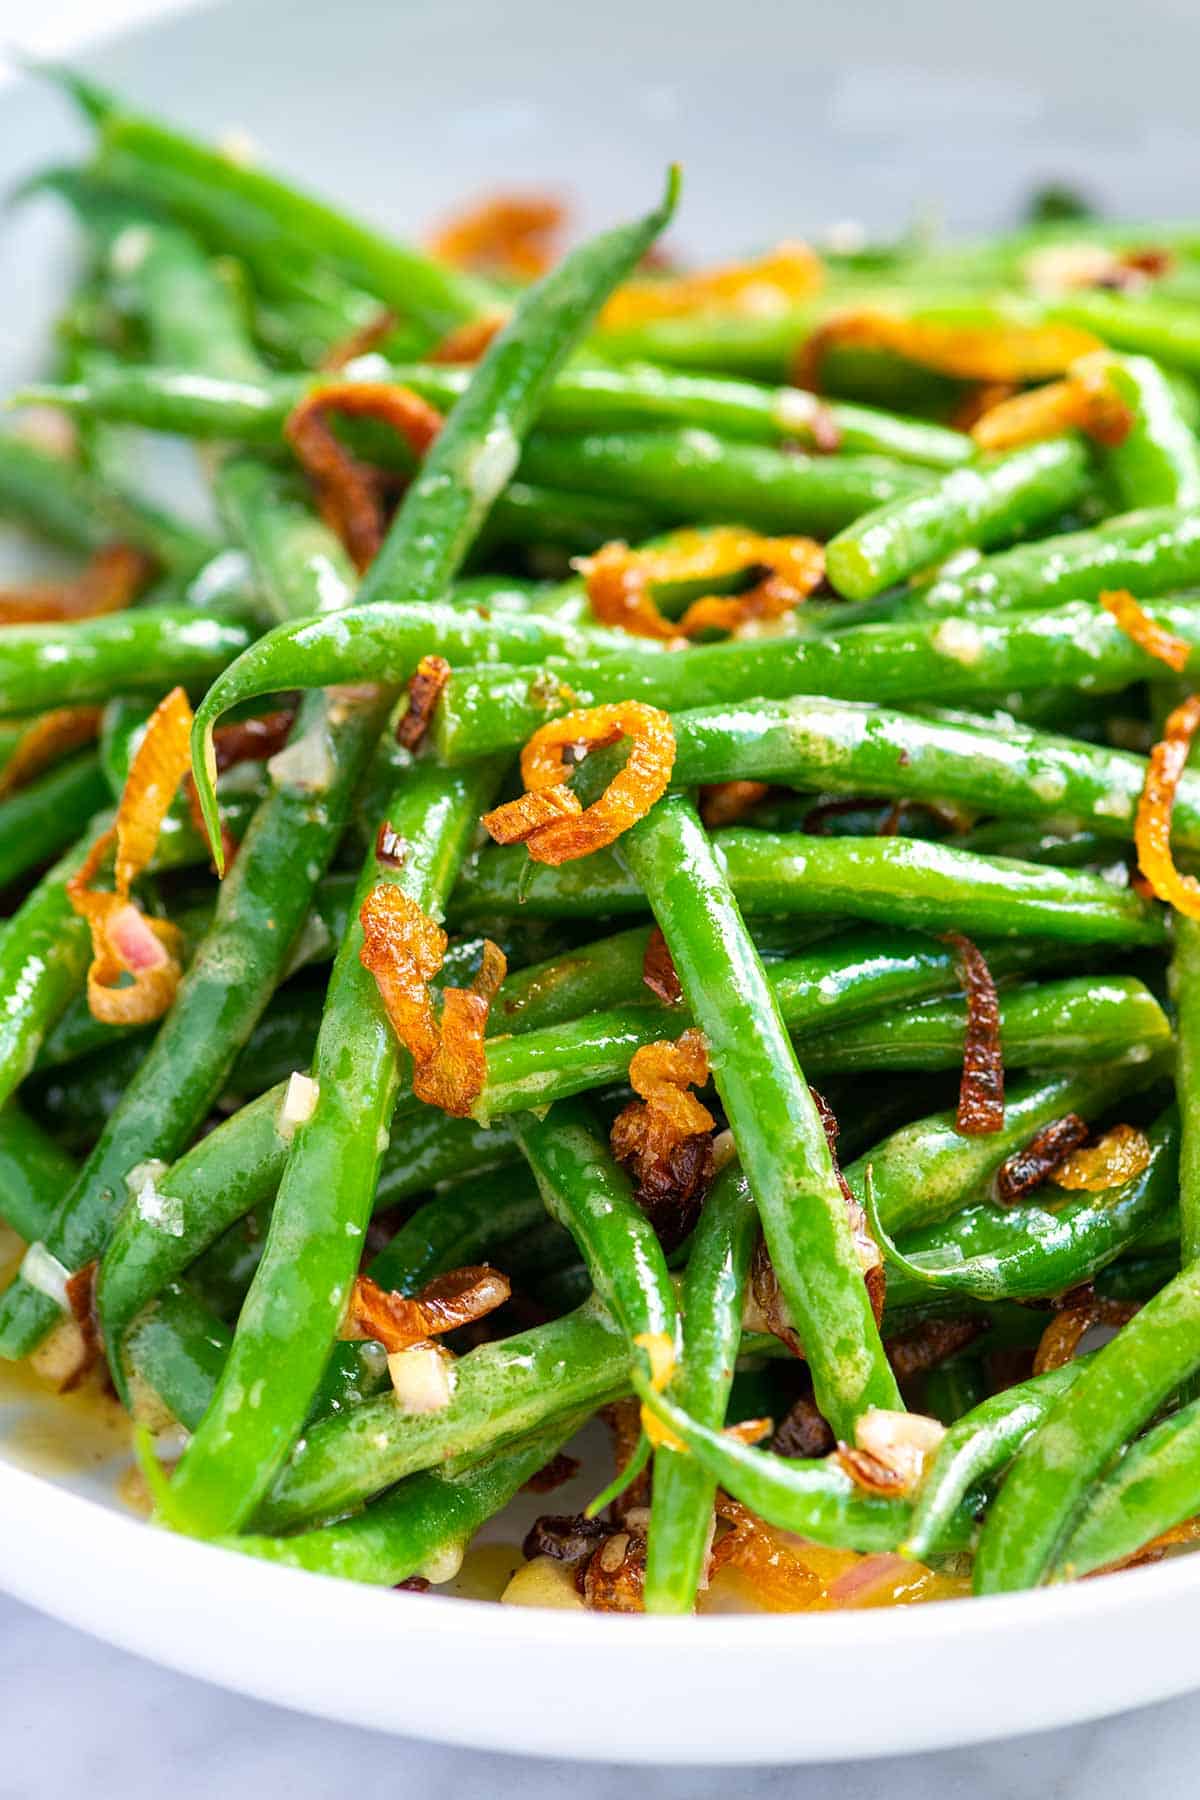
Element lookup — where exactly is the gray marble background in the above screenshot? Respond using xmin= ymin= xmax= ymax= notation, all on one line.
xmin=3 ymin=1589 xmax=1198 ymax=1799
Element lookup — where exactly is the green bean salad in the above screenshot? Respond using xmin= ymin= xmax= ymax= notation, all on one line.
xmin=4 ymin=67 xmax=1200 ymax=1614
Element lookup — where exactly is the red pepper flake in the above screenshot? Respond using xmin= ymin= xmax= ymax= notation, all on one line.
xmin=396 ymin=654 xmax=452 ymax=751
xmin=942 ymin=931 xmax=1005 ymax=1135
xmin=995 ymin=1113 xmax=1090 ymax=1204
xmin=641 ymin=925 xmax=682 ymax=1004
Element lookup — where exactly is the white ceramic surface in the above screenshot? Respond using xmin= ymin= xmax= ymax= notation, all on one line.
xmin=5 ymin=0 xmax=1200 ymax=1763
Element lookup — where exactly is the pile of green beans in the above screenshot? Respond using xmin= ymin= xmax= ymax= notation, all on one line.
xmin=10 ymin=73 xmax=1200 ymax=1617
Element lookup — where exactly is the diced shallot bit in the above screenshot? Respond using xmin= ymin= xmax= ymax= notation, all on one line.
xmin=279 ymin=1072 xmax=320 ymax=1140
xmin=386 ymin=1341 xmax=456 ymax=1412
xmin=837 ymin=1407 xmax=945 ymax=1497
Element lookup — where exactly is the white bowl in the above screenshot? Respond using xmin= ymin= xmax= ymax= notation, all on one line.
xmin=5 ymin=0 xmax=1200 ymax=1762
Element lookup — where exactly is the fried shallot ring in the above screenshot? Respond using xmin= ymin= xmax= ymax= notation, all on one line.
xmin=601 ymin=242 xmax=823 ymax=330
xmin=795 ymin=310 xmax=1102 ymax=392
xmin=709 ymin=1494 xmax=822 ymax=1611
xmin=396 ymin=654 xmax=452 ymax=751
xmin=482 ymin=701 xmax=676 ymax=865
xmin=698 ymin=780 xmax=770 ymax=828
xmin=1099 ymin=587 xmax=1191 ymax=674
xmin=426 ymin=312 xmax=509 ymax=365
xmin=579 ymin=527 xmax=825 ymax=642
xmin=1135 ymin=692 xmax=1200 ymax=916
xmin=835 ymin=1408 xmax=945 ymax=1498
xmin=942 ymin=931 xmax=1005 ymax=1135
xmin=612 ymin=1029 xmax=716 ymax=1251
xmin=1033 ymin=1290 xmax=1141 ymax=1375
xmin=970 ymin=360 xmax=1132 ymax=452
xmin=341 ymin=1265 xmax=511 ymax=1354
xmin=358 ymin=883 xmax=506 ymax=1115
xmin=0 ymin=706 xmax=102 ymax=799
xmin=996 ymin=1113 xmax=1090 ymax=1204
xmin=641 ymin=924 xmax=682 ymax=1005
xmin=283 ymin=380 xmax=444 ymax=571
xmin=319 ymin=307 xmax=399 ymax=372
xmin=183 ymin=707 xmax=297 ymax=870
xmin=1051 ymin=1123 xmax=1152 ymax=1192
xmin=66 ymin=686 xmax=193 ymax=1024
xmin=0 ymin=543 xmax=152 ymax=625
xmin=428 ymin=192 xmax=566 ymax=279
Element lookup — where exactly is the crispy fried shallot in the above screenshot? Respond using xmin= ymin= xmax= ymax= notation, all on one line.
xmin=183 ymin=706 xmax=297 ymax=870
xmin=772 ymin=1382 xmax=835 ymax=1459
xmin=942 ymin=931 xmax=1005 ymax=1135
xmin=579 ymin=1522 xmax=647 ymax=1612
xmin=611 ymin=1029 xmax=715 ymax=1249
xmin=599 ymin=1397 xmax=654 ymax=1518
xmin=341 ymin=1265 xmax=511 ymax=1355
xmin=67 ymin=686 xmax=193 ymax=1025
xmin=601 ymin=242 xmax=823 ymax=330
xmin=996 ymin=1113 xmax=1091 ymax=1204
xmin=522 ymin=1512 xmax=610 ymax=1564
xmin=522 ymin=1451 xmax=582 ymax=1495
xmin=1136 ymin=692 xmax=1200 ymax=916
xmin=396 ymin=654 xmax=452 ymax=750
xmin=811 ymin=1086 xmax=885 ymax=1322
xmin=428 ymin=192 xmax=566 ymax=279
xmin=698 ymin=780 xmax=770 ymax=828
xmin=284 ymin=380 xmax=443 ymax=571
xmin=60 ymin=1259 xmax=101 ymax=1393
xmin=970 ymin=359 xmax=1132 ymax=452
xmin=426 ymin=312 xmax=508 ymax=365
xmin=0 ymin=706 xmax=102 ymax=799
xmin=0 ymin=543 xmax=152 ymax=625
xmin=885 ymin=1315 xmax=986 ymax=1383
xmin=1033 ymin=1289 xmax=1141 ymax=1375
xmin=579 ymin=527 xmax=825 ymax=642
xmin=1051 ymin=1122 xmax=1152 ymax=1192
xmin=1025 ymin=242 xmax=1175 ymax=297
xmin=836 ymin=1408 xmax=945 ymax=1498
xmin=1100 ymin=587 xmax=1191 ymax=674
xmin=359 ymin=884 xmax=506 ymax=1114
xmin=319 ymin=306 xmax=399 ymax=371
xmin=482 ymin=701 xmax=676 ymax=865
xmin=795 ymin=310 xmax=1102 ymax=392
xmin=641 ymin=924 xmax=682 ymax=1004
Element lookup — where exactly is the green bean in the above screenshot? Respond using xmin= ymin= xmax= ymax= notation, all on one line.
xmin=214 ymin=458 xmax=361 ymax=625
xmin=220 ymin=1425 xmax=580 ymax=1585
xmin=870 ymin=1106 xmax=1177 ymax=1304
xmin=1174 ymin=918 xmax=1200 ymax=1271
xmin=435 ymin=595 xmax=1200 ymax=761
xmin=825 ymin=437 xmax=1094 ymax=600
xmin=511 ymin=1098 xmax=677 ymax=1355
xmin=803 ymin=976 xmax=1170 ymax=1076
xmin=0 ymin=1104 xmax=76 ymax=1244
xmin=123 ymin=1281 xmax=232 ymax=1431
xmin=253 ymin=1296 xmax=630 ymax=1534
xmin=23 ymin=358 xmax=972 ymax=469
xmin=1051 ymin=1396 xmax=1200 ymax=1580
xmin=451 ymin=831 xmax=1163 ymax=947
xmin=904 ymin=1361 xmax=1089 ymax=1559
xmin=516 ymin=428 xmax=929 ymax=538
xmin=464 ymin=939 xmax=1087 ymax=1125
xmin=0 ymin=603 xmax=257 ymax=717
xmin=847 ymin=1060 xmax=1168 ymax=1238
xmin=923 ymin=1357 xmax=988 ymax=1426
xmin=974 ymin=1254 xmax=1200 ymax=1590
xmin=916 ymin=507 xmax=1200 ymax=616
xmin=314 ymin=1166 xmax=551 ymax=1416
xmin=0 ymin=754 xmax=108 ymax=889
xmin=643 ymin=1165 xmax=758 ymax=1614
xmin=633 ymin=1374 xmax=974 ymax=1553
xmin=1101 ymin=355 xmax=1200 ymax=508
xmin=0 ymin=430 xmax=214 ymax=570
xmin=81 ymin=97 xmax=488 ymax=336
xmin=613 ymin=789 xmax=899 ymax=1439
xmin=1050 ymin=290 xmax=1200 ymax=374
xmin=0 ymin=834 xmax=99 ymax=1113
xmin=169 ymin=175 xmax=678 ymax=1537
